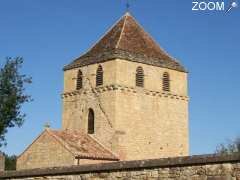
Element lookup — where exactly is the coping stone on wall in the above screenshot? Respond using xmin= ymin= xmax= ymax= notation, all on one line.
xmin=0 ymin=153 xmax=240 ymax=179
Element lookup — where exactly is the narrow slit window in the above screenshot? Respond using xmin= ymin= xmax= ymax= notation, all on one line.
xmin=136 ymin=67 xmax=144 ymax=87
xmin=96 ymin=65 xmax=103 ymax=86
xmin=76 ymin=70 xmax=83 ymax=90
xmin=163 ymin=72 xmax=170 ymax=92
xmin=88 ymin=108 xmax=94 ymax=134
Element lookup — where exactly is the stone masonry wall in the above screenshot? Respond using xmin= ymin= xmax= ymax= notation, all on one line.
xmin=62 ymin=59 xmax=189 ymax=161
xmin=62 ymin=60 xmax=117 ymax=150
xmin=1 ymin=154 xmax=240 ymax=179
xmin=115 ymin=90 xmax=189 ymax=160
xmin=17 ymin=130 xmax=75 ymax=170
xmin=114 ymin=59 xmax=188 ymax=160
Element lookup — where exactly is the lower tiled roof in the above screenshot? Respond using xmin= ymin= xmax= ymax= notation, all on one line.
xmin=48 ymin=129 xmax=119 ymax=161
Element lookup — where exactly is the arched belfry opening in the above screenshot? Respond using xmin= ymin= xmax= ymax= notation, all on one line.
xmin=76 ymin=70 xmax=83 ymax=90
xmin=96 ymin=65 xmax=103 ymax=86
xmin=163 ymin=72 xmax=170 ymax=92
xmin=136 ymin=66 xmax=144 ymax=87
xmin=88 ymin=108 xmax=95 ymax=134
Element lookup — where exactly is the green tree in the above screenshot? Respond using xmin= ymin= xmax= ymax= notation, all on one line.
xmin=0 ymin=57 xmax=32 ymax=147
xmin=4 ymin=153 xmax=17 ymax=170
xmin=216 ymin=137 xmax=240 ymax=155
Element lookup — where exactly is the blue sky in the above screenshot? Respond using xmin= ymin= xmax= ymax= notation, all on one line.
xmin=0 ymin=0 xmax=239 ymax=156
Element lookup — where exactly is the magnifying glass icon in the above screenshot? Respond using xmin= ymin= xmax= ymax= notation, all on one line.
xmin=226 ymin=0 xmax=238 ymax=13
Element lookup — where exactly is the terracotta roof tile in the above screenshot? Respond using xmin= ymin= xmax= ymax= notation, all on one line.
xmin=47 ymin=129 xmax=119 ymax=160
xmin=64 ymin=13 xmax=186 ymax=72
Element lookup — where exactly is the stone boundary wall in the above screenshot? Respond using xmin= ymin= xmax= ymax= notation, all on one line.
xmin=1 ymin=154 xmax=240 ymax=179
xmin=0 ymin=153 xmax=5 ymax=171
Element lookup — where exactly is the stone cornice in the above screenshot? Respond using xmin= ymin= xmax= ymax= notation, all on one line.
xmin=62 ymin=84 xmax=189 ymax=101
xmin=63 ymin=50 xmax=187 ymax=73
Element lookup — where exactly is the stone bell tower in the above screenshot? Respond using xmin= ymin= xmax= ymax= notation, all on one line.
xmin=62 ymin=12 xmax=189 ymax=160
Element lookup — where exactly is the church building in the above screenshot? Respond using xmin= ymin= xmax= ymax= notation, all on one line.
xmin=17 ymin=12 xmax=189 ymax=170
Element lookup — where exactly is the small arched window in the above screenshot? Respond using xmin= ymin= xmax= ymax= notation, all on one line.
xmin=136 ymin=67 xmax=144 ymax=87
xmin=76 ymin=70 xmax=83 ymax=90
xmin=96 ymin=65 xmax=103 ymax=86
xmin=88 ymin=108 xmax=94 ymax=134
xmin=162 ymin=72 xmax=170 ymax=92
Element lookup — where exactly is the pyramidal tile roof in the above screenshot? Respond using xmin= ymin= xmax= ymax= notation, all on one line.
xmin=64 ymin=12 xmax=186 ymax=72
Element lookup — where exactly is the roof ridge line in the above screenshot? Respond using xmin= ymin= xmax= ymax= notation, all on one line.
xmin=116 ymin=14 xmax=127 ymax=49
xmin=77 ymin=15 xmax=126 ymax=60
xmin=17 ymin=130 xmax=47 ymax=159
xmin=128 ymin=15 xmax=176 ymax=63
xmin=88 ymin=135 xmax=119 ymax=160
xmin=47 ymin=129 xmax=75 ymax=156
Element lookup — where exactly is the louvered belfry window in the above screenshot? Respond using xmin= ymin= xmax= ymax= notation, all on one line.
xmin=88 ymin=108 xmax=95 ymax=134
xmin=96 ymin=65 xmax=103 ymax=86
xmin=76 ymin=70 xmax=83 ymax=90
xmin=163 ymin=72 xmax=170 ymax=92
xmin=136 ymin=67 xmax=144 ymax=87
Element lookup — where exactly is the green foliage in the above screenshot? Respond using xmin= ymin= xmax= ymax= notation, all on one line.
xmin=4 ymin=153 xmax=17 ymax=171
xmin=216 ymin=137 xmax=240 ymax=155
xmin=0 ymin=57 xmax=32 ymax=147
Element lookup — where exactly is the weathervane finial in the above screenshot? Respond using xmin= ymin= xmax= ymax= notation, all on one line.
xmin=126 ymin=0 xmax=130 ymax=12
xmin=44 ymin=121 xmax=50 ymax=129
